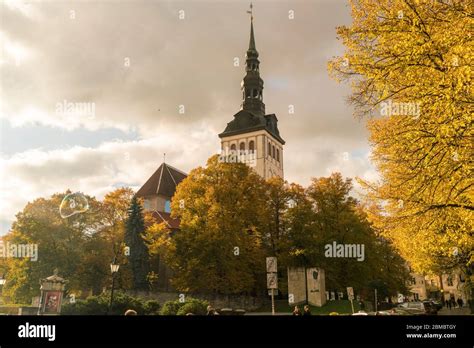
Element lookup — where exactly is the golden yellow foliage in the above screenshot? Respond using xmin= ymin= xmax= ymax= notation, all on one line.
xmin=328 ymin=0 xmax=474 ymax=275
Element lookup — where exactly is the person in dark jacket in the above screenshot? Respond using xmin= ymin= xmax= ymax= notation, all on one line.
xmin=206 ymin=305 xmax=218 ymax=316
xmin=303 ymin=305 xmax=312 ymax=316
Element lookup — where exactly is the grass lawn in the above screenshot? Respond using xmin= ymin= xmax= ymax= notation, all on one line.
xmin=253 ymin=299 xmax=360 ymax=315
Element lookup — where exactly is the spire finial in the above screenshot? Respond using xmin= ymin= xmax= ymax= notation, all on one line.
xmin=247 ymin=3 xmax=253 ymax=21
xmin=163 ymin=153 xmax=166 ymax=164
xmin=247 ymin=3 xmax=256 ymax=51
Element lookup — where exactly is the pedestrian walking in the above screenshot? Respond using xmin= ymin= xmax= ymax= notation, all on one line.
xmin=292 ymin=305 xmax=302 ymax=316
xmin=303 ymin=305 xmax=312 ymax=316
xmin=206 ymin=305 xmax=218 ymax=316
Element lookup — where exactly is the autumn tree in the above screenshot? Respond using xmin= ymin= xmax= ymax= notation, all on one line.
xmin=80 ymin=188 xmax=134 ymax=294
xmin=1 ymin=188 xmax=135 ymax=303
xmin=286 ymin=173 xmax=409 ymax=296
xmin=262 ymin=177 xmax=293 ymax=257
xmin=328 ymin=0 xmax=473 ymax=279
xmin=1 ymin=192 xmax=102 ymax=303
xmin=164 ymin=155 xmax=268 ymax=295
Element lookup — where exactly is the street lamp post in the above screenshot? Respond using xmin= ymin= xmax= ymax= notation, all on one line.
xmin=108 ymin=260 xmax=120 ymax=314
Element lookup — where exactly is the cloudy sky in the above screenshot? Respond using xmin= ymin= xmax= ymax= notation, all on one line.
xmin=0 ymin=0 xmax=376 ymax=235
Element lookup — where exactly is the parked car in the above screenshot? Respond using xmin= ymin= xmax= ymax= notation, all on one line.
xmin=389 ymin=307 xmax=425 ymax=316
xmin=398 ymin=301 xmax=436 ymax=315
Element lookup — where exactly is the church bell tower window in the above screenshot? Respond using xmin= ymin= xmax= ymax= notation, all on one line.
xmin=249 ymin=140 xmax=255 ymax=153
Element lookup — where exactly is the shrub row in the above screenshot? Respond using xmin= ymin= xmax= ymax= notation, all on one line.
xmin=61 ymin=292 xmax=160 ymax=315
xmin=61 ymin=292 xmax=209 ymax=316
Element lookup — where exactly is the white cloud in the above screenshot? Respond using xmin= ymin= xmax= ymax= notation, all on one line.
xmin=3 ymin=0 xmax=41 ymax=20
xmin=0 ymin=122 xmax=218 ymax=234
xmin=0 ymin=31 xmax=34 ymax=66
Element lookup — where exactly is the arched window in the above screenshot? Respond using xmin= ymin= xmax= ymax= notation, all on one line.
xmin=230 ymin=144 xmax=236 ymax=151
xmin=253 ymin=89 xmax=258 ymax=98
xmin=277 ymin=149 xmax=280 ymax=162
xmin=240 ymin=142 xmax=245 ymax=151
xmin=249 ymin=140 xmax=255 ymax=153
xmin=272 ymin=145 xmax=275 ymax=159
xmin=268 ymin=142 xmax=271 ymax=156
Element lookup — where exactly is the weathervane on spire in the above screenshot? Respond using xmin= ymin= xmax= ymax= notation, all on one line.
xmin=247 ymin=2 xmax=253 ymax=21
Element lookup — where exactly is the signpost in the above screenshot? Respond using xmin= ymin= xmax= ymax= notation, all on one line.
xmin=374 ymin=288 xmax=378 ymax=312
xmin=266 ymin=257 xmax=278 ymax=315
xmin=347 ymin=287 xmax=355 ymax=314
xmin=397 ymin=293 xmax=404 ymax=303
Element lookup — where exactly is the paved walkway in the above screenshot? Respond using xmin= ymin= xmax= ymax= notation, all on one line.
xmin=438 ymin=307 xmax=471 ymax=315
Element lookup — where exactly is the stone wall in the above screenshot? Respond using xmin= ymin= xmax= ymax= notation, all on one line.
xmin=0 ymin=306 xmax=38 ymax=315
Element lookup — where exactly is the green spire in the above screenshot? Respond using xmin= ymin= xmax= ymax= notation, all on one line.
xmin=247 ymin=3 xmax=256 ymax=52
xmin=242 ymin=2 xmax=264 ymax=115
xmin=249 ymin=18 xmax=256 ymax=51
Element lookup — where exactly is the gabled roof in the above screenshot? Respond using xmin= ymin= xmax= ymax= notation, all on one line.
xmin=136 ymin=163 xmax=187 ymax=198
xmin=218 ymin=110 xmax=285 ymax=144
xmin=146 ymin=211 xmax=181 ymax=231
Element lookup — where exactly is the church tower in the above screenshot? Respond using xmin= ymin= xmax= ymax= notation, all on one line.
xmin=219 ymin=5 xmax=285 ymax=179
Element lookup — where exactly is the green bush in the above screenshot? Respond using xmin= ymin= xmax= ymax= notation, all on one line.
xmin=107 ymin=292 xmax=146 ymax=315
xmin=160 ymin=297 xmax=209 ymax=316
xmin=160 ymin=300 xmax=182 ymax=316
xmin=62 ymin=292 xmax=158 ymax=315
xmin=144 ymin=300 xmax=161 ymax=315
xmin=62 ymin=295 xmax=107 ymax=315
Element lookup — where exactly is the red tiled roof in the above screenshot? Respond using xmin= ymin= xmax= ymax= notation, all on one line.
xmin=148 ymin=210 xmax=181 ymax=230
